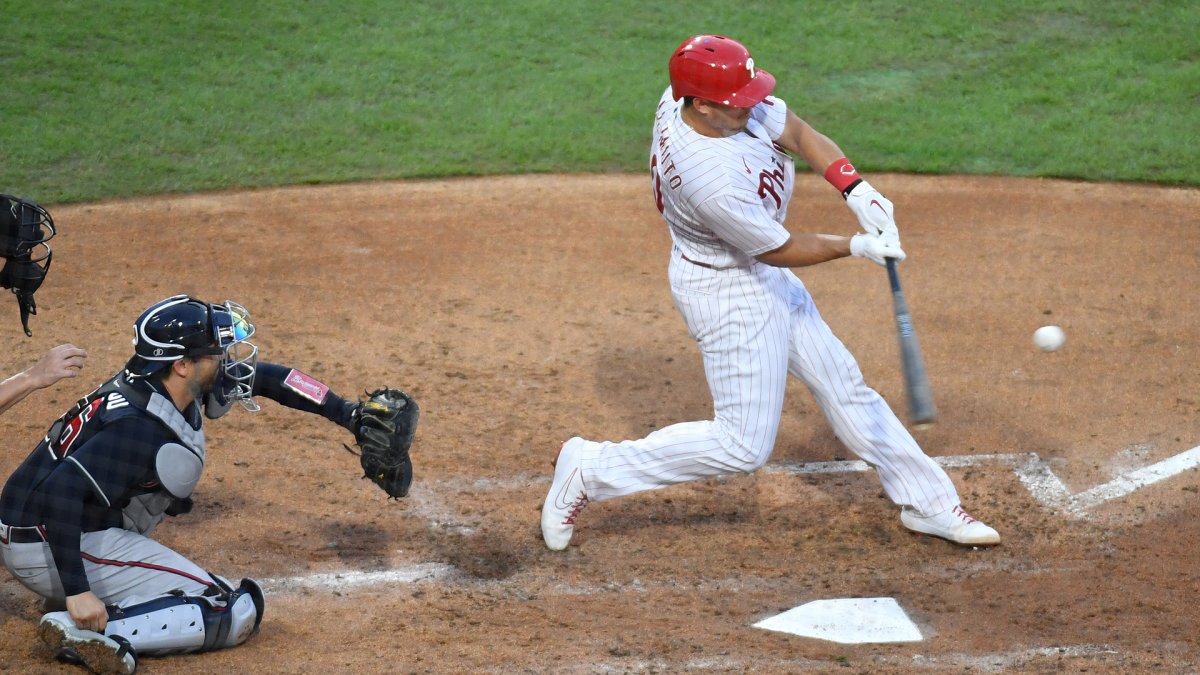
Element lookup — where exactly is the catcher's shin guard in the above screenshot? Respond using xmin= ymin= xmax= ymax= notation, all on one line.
xmin=100 ymin=578 xmax=265 ymax=655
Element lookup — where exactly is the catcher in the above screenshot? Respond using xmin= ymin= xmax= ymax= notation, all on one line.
xmin=0 ymin=295 xmax=418 ymax=674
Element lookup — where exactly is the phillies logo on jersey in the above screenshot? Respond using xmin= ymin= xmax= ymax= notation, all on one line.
xmin=757 ymin=156 xmax=787 ymax=209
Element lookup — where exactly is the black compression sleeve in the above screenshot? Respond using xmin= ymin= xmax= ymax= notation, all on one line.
xmin=252 ymin=362 xmax=357 ymax=429
xmin=38 ymin=466 xmax=91 ymax=596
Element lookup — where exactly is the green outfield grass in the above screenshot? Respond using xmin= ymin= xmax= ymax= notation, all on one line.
xmin=2 ymin=0 xmax=1195 ymax=202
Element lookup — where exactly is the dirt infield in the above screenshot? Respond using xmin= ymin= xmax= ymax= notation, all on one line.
xmin=1 ymin=174 xmax=1198 ymax=673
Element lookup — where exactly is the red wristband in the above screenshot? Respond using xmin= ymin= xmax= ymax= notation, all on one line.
xmin=824 ymin=158 xmax=861 ymax=193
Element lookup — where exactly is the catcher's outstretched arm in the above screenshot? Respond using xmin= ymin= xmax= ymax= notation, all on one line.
xmin=250 ymin=362 xmax=359 ymax=426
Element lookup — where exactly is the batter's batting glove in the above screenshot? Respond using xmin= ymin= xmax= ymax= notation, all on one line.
xmin=845 ymin=180 xmax=900 ymax=245
xmin=344 ymin=388 xmax=419 ymax=499
xmin=850 ymin=233 xmax=906 ymax=267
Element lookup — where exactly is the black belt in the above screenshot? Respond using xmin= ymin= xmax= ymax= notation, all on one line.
xmin=680 ymin=254 xmax=718 ymax=270
xmin=0 ymin=524 xmax=47 ymax=544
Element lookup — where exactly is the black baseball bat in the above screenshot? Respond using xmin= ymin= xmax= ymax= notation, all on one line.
xmin=885 ymin=258 xmax=937 ymax=427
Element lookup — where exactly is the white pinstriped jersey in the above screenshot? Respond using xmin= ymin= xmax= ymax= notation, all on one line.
xmin=650 ymin=87 xmax=797 ymax=269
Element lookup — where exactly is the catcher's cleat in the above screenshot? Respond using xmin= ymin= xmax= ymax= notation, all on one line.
xmin=900 ymin=504 xmax=1000 ymax=546
xmin=541 ymin=437 xmax=590 ymax=551
xmin=39 ymin=612 xmax=137 ymax=675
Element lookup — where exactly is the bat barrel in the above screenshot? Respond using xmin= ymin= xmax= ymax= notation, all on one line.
xmin=886 ymin=258 xmax=937 ymax=426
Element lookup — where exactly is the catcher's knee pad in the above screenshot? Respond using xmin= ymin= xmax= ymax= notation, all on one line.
xmin=222 ymin=577 xmax=265 ymax=647
xmin=104 ymin=578 xmax=264 ymax=655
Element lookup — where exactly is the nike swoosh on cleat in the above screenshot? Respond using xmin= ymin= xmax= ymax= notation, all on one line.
xmin=553 ymin=468 xmax=581 ymax=509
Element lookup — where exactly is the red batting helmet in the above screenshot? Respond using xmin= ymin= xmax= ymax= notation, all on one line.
xmin=668 ymin=35 xmax=775 ymax=107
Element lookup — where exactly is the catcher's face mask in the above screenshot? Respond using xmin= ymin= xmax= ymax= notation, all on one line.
xmin=210 ymin=300 xmax=260 ymax=412
xmin=0 ymin=195 xmax=56 ymax=336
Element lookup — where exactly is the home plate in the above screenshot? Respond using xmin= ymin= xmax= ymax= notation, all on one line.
xmin=753 ymin=597 xmax=923 ymax=644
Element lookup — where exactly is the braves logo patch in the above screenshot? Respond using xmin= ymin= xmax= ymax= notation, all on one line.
xmin=283 ymin=369 xmax=330 ymax=404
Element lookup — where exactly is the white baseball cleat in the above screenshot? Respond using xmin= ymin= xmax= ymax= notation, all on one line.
xmin=541 ymin=437 xmax=589 ymax=551
xmin=39 ymin=612 xmax=137 ymax=675
xmin=901 ymin=504 xmax=1000 ymax=546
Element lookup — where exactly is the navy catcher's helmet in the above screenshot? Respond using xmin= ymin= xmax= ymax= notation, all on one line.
xmin=125 ymin=295 xmax=260 ymax=409
xmin=1 ymin=194 xmax=57 ymax=336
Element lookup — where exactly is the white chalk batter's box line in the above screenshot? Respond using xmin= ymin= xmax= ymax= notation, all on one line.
xmin=411 ymin=443 xmax=1200 ymax=530
xmin=768 ymin=444 xmax=1200 ymax=518
xmin=260 ymin=442 xmax=1200 ymax=593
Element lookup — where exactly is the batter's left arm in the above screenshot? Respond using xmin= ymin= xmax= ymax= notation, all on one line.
xmin=774 ymin=111 xmax=847 ymax=174
xmin=776 ymin=111 xmax=900 ymax=245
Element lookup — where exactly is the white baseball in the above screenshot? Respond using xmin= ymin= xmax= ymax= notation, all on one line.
xmin=1033 ymin=325 xmax=1066 ymax=352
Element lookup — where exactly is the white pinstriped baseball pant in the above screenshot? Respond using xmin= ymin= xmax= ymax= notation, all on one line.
xmin=576 ymin=246 xmax=960 ymax=516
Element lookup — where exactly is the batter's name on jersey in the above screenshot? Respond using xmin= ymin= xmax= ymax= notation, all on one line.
xmin=653 ymin=132 xmax=681 ymax=192
xmin=651 ymin=141 xmax=681 ymax=215
xmin=651 ymin=107 xmax=683 ymax=214
xmin=651 ymin=153 xmax=679 ymax=215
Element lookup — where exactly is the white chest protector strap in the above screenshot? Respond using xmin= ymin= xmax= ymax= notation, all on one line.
xmin=144 ymin=390 xmax=206 ymax=455
xmin=98 ymin=578 xmax=264 ymax=655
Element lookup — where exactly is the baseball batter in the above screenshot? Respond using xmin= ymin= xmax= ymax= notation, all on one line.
xmin=542 ymin=35 xmax=999 ymax=551
xmin=0 ymin=295 xmax=418 ymax=675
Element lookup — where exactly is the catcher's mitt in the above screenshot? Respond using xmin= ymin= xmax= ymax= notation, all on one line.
xmin=345 ymin=388 xmax=419 ymax=499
